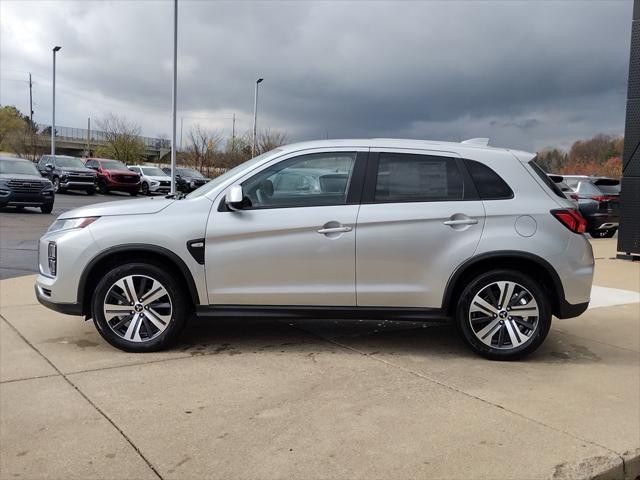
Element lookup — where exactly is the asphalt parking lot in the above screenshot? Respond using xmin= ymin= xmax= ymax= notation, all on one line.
xmin=0 ymin=191 xmax=133 ymax=279
xmin=1 ymin=194 xmax=639 ymax=479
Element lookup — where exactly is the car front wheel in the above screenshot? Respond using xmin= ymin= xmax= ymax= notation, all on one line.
xmin=141 ymin=182 xmax=150 ymax=195
xmin=91 ymin=263 xmax=188 ymax=352
xmin=456 ymin=270 xmax=551 ymax=360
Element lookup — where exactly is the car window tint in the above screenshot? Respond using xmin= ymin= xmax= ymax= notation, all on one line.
xmin=466 ymin=159 xmax=514 ymax=200
xmin=242 ymin=152 xmax=356 ymax=208
xmin=374 ymin=153 xmax=463 ymax=202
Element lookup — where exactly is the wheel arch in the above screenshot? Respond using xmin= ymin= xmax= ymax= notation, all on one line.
xmin=442 ymin=251 xmax=565 ymax=318
xmin=78 ymin=244 xmax=200 ymax=317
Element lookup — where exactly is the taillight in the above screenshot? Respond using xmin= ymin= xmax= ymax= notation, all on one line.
xmin=590 ymin=195 xmax=614 ymax=202
xmin=551 ymin=209 xmax=586 ymax=234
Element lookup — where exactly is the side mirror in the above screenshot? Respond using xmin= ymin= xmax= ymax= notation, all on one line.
xmin=45 ymin=164 xmax=53 ymax=171
xmin=226 ymin=185 xmax=245 ymax=211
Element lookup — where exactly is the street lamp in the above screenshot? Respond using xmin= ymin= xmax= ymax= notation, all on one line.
xmin=170 ymin=0 xmax=178 ymax=195
xmin=252 ymin=77 xmax=263 ymax=157
xmin=51 ymin=46 xmax=61 ymax=162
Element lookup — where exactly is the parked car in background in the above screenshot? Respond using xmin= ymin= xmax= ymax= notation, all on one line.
xmin=37 ymin=155 xmax=97 ymax=194
xmin=562 ymin=175 xmax=620 ymax=238
xmin=128 ymin=165 xmax=171 ymax=195
xmin=1 ymin=156 xmax=54 ymax=213
xmin=548 ymin=174 xmax=578 ymax=206
xmin=162 ymin=167 xmax=209 ymax=192
xmin=36 ymin=139 xmax=594 ymax=360
xmin=85 ymin=158 xmax=141 ymax=196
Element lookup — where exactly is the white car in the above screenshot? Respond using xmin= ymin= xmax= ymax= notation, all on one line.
xmin=128 ymin=166 xmax=171 ymax=195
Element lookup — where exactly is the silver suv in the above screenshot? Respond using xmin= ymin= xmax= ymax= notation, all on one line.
xmin=35 ymin=139 xmax=594 ymax=360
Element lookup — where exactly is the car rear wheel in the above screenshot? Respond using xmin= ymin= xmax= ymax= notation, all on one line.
xmin=91 ymin=263 xmax=188 ymax=352
xmin=456 ymin=270 xmax=551 ymax=360
xmin=98 ymin=182 xmax=109 ymax=194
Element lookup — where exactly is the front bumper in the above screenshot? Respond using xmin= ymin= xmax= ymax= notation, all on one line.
xmin=35 ymin=284 xmax=83 ymax=315
xmin=0 ymin=190 xmax=54 ymax=207
xmin=60 ymin=180 xmax=96 ymax=190
xmin=104 ymin=180 xmax=141 ymax=192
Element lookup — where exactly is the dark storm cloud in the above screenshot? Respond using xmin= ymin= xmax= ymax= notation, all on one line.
xmin=0 ymin=0 xmax=632 ymax=151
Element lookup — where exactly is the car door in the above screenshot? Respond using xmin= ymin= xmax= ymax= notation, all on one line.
xmin=205 ymin=148 xmax=367 ymax=306
xmin=356 ymin=149 xmax=485 ymax=308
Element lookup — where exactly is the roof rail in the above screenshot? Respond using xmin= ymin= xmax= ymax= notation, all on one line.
xmin=461 ymin=138 xmax=490 ymax=146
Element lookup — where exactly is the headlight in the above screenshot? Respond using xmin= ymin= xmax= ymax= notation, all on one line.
xmin=47 ymin=216 xmax=99 ymax=234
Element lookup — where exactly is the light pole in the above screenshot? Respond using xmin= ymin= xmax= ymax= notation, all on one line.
xmin=252 ymin=77 xmax=263 ymax=157
xmin=51 ymin=46 xmax=61 ymax=161
xmin=170 ymin=0 xmax=178 ymax=195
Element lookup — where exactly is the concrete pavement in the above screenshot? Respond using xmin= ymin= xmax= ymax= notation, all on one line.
xmin=0 ymin=238 xmax=638 ymax=479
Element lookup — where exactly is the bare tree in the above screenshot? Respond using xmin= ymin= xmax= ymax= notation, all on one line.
xmin=94 ymin=113 xmax=146 ymax=163
xmin=256 ymin=128 xmax=288 ymax=155
xmin=185 ymin=123 xmax=223 ymax=176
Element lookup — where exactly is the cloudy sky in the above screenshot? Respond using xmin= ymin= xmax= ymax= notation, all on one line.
xmin=0 ymin=0 xmax=633 ymax=151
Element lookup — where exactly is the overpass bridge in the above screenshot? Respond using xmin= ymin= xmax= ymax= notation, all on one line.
xmin=37 ymin=124 xmax=171 ymax=161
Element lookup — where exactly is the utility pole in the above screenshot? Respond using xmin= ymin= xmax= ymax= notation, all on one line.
xmin=170 ymin=0 xmax=178 ymax=195
xmin=52 ymin=46 xmax=61 ymax=162
xmin=252 ymin=77 xmax=263 ymax=157
xmin=179 ymin=116 xmax=183 ymax=151
xmin=29 ymin=73 xmax=35 ymax=160
xmin=87 ymin=117 xmax=91 ymax=156
xmin=231 ymin=113 xmax=236 ymax=152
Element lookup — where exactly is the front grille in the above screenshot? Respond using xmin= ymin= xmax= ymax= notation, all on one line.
xmin=7 ymin=180 xmax=48 ymax=193
xmin=113 ymin=175 xmax=138 ymax=183
xmin=66 ymin=175 xmax=94 ymax=183
xmin=159 ymin=181 xmax=170 ymax=186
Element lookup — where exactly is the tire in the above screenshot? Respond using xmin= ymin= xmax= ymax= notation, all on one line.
xmin=86 ymin=187 xmax=96 ymax=196
xmin=141 ymin=182 xmax=150 ymax=195
xmin=98 ymin=182 xmax=109 ymax=194
xmin=40 ymin=204 xmax=53 ymax=214
xmin=455 ymin=269 xmax=552 ymax=360
xmin=130 ymin=189 xmax=138 ymax=197
xmin=52 ymin=177 xmax=60 ymax=193
xmin=91 ymin=263 xmax=188 ymax=352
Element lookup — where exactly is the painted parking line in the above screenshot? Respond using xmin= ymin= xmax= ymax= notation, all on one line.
xmin=589 ymin=285 xmax=640 ymax=309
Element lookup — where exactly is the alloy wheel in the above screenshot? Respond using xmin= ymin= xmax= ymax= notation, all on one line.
xmin=103 ymin=274 xmax=172 ymax=342
xmin=52 ymin=178 xmax=59 ymax=192
xmin=468 ymin=281 xmax=539 ymax=350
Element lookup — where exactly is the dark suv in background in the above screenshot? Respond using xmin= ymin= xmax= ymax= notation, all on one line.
xmin=85 ymin=158 xmax=141 ymax=196
xmin=1 ymin=156 xmax=54 ymax=213
xmin=162 ymin=167 xmax=209 ymax=192
xmin=562 ymin=175 xmax=620 ymax=238
xmin=38 ymin=155 xmax=97 ymax=194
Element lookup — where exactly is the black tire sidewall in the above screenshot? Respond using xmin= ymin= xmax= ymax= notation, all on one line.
xmin=92 ymin=263 xmax=188 ymax=352
xmin=456 ymin=269 xmax=552 ymax=360
xmin=141 ymin=182 xmax=149 ymax=195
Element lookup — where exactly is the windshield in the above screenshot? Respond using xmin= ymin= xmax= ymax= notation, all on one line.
xmin=187 ymin=149 xmax=283 ymax=199
xmin=100 ymin=160 xmax=128 ymax=170
xmin=178 ymin=168 xmax=204 ymax=178
xmin=0 ymin=158 xmax=41 ymax=176
xmin=142 ymin=167 xmax=166 ymax=176
xmin=55 ymin=156 xmax=85 ymax=168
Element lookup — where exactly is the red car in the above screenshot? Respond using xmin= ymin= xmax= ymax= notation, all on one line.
xmin=85 ymin=158 xmax=141 ymax=196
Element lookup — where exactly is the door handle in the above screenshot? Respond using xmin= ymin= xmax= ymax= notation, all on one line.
xmin=443 ymin=218 xmax=478 ymax=226
xmin=317 ymin=226 xmax=352 ymax=234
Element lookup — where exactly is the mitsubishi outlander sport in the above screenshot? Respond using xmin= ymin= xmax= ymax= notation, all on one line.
xmin=35 ymin=139 xmax=594 ymax=360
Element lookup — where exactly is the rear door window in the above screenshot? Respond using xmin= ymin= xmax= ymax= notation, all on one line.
xmin=374 ymin=153 xmax=463 ymax=203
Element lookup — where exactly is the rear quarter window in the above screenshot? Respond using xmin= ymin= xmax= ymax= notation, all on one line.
xmin=527 ymin=159 xmax=566 ymax=199
xmin=464 ymin=159 xmax=513 ymax=200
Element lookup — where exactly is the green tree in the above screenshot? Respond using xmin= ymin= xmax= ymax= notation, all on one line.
xmin=94 ymin=113 xmax=146 ymax=163
xmin=0 ymin=105 xmax=34 ymax=158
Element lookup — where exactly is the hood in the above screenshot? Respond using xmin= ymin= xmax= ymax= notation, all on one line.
xmin=59 ymin=197 xmax=175 ymax=219
xmin=146 ymin=175 xmax=171 ymax=181
xmin=105 ymin=169 xmax=139 ymax=176
xmin=59 ymin=166 xmax=95 ymax=174
xmin=0 ymin=173 xmax=51 ymax=183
